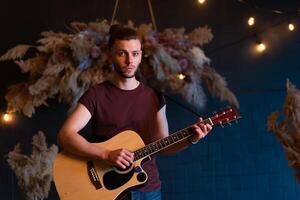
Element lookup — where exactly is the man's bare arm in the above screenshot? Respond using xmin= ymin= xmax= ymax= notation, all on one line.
xmin=57 ymin=103 xmax=133 ymax=169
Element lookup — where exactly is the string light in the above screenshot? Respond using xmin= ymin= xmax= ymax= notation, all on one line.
xmin=199 ymin=0 xmax=300 ymax=56
xmin=248 ymin=17 xmax=255 ymax=26
xmin=198 ymin=0 xmax=206 ymax=4
xmin=288 ymin=23 xmax=295 ymax=31
xmin=256 ymin=41 xmax=266 ymax=53
xmin=2 ymin=113 xmax=13 ymax=123
xmin=177 ymin=73 xmax=186 ymax=80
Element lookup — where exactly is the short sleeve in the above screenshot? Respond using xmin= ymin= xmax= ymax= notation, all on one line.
xmin=155 ymin=90 xmax=166 ymax=111
xmin=78 ymin=87 xmax=96 ymax=116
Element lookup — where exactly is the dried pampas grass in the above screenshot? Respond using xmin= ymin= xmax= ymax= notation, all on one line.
xmin=1 ymin=20 xmax=238 ymax=117
xmin=202 ymin=66 xmax=239 ymax=108
xmin=267 ymin=80 xmax=300 ymax=182
xmin=180 ymin=74 xmax=207 ymax=109
xmin=148 ymin=44 xmax=181 ymax=80
xmin=0 ymin=44 xmax=33 ymax=61
xmin=37 ymin=31 xmax=71 ymax=53
xmin=137 ymin=23 xmax=154 ymax=39
xmin=188 ymin=26 xmax=213 ymax=46
xmin=6 ymin=131 xmax=58 ymax=200
xmin=187 ymin=47 xmax=210 ymax=69
xmin=15 ymin=56 xmax=48 ymax=74
xmin=88 ymin=20 xmax=110 ymax=34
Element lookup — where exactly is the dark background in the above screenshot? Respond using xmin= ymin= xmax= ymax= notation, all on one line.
xmin=1 ymin=0 xmax=300 ymax=199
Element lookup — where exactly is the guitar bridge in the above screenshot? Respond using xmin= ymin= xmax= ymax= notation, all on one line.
xmin=87 ymin=160 xmax=102 ymax=190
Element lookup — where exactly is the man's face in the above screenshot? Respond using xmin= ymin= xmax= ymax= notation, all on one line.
xmin=110 ymin=39 xmax=142 ymax=79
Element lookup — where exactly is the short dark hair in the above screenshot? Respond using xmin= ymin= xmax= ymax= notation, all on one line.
xmin=108 ymin=24 xmax=140 ymax=49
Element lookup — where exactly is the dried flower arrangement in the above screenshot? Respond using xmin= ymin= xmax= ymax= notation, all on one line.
xmin=6 ymin=131 xmax=58 ymax=200
xmin=1 ymin=20 xmax=239 ymax=117
xmin=268 ymin=80 xmax=300 ymax=182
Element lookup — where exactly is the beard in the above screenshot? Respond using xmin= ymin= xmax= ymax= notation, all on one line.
xmin=113 ymin=63 xmax=138 ymax=79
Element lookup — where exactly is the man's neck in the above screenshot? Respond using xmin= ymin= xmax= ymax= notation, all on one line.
xmin=110 ymin=75 xmax=140 ymax=90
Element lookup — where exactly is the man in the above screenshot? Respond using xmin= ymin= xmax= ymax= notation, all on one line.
xmin=57 ymin=25 xmax=212 ymax=200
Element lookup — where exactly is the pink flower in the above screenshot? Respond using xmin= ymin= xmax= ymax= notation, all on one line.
xmin=179 ymin=58 xmax=188 ymax=70
xmin=90 ymin=46 xmax=101 ymax=59
xmin=146 ymin=36 xmax=157 ymax=44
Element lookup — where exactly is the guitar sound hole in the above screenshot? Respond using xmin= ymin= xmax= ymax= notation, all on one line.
xmin=103 ymin=168 xmax=135 ymax=190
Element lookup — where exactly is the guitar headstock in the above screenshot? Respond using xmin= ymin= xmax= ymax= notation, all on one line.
xmin=210 ymin=107 xmax=241 ymax=127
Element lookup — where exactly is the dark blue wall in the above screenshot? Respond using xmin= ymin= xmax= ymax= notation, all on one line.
xmin=1 ymin=0 xmax=300 ymax=199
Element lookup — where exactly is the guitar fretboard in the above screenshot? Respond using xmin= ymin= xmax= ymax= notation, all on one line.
xmin=133 ymin=118 xmax=213 ymax=161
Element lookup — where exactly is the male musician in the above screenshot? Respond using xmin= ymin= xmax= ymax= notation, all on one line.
xmin=57 ymin=25 xmax=212 ymax=200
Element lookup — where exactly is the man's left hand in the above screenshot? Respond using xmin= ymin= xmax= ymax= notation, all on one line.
xmin=190 ymin=117 xmax=213 ymax=144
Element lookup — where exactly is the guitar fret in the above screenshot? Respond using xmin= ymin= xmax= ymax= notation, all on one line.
xmin=151 ymin=144 xmax=156 ymax=152
xmin=164 ymin=138 xmax=169 ymax=145
xmin=182 ymin=130 xmax=188 ymax=137
xmin=141 ymin=150 xmax=146 ymax=157
xmin=159 ymin=140 xmax=165 ymax=148
xmin=169 ymin=136 xmax=174 ymax=143
xmin=177 ymin=132 xmax=184 ymax=139
xmin=157 ymin=141 xmax=162 ymax=149
xmin=134 ymin=150 xmax=140 ymax=160
xmin=151 ymin=144 xmax=155 ymax=151
xmin=145 ymin=147 xmax=150 ymax=154
xmin=172 ymin=134 xmax=178 ymax=141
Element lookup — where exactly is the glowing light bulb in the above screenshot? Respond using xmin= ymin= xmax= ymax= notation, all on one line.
xmin=256 ymin=42 xmax=266 ymax=53
xmin=177 ymin=73 xmax=186 ymax=80
xmin=3 ymin=113 xmax=13 ymax=123
xmin=288 ymin=23 xmax=295 ymax=31
xmin=198 ymin=0 xmax=206 ymax=4
xmin=248 ymin=17 xmax=255 ymax=26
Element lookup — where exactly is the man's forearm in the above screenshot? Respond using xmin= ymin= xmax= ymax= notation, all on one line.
xmin=57 ymin=131 xmax=108 ymax=160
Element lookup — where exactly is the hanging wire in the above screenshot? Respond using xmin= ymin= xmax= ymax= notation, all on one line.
xmin=111 ymin=0 xmax=120 ymax=25
xmin=237 ymin=0 xmax=300 ymax=15
xmin=207 ymin=1 xmax=300 ymax=55
xmin=110 ymin=0 xmax=158 ymax=30
xmin=164 ymin=95 xmax=201 ymax=117
xmin=207 ymin=17 xmax=291 ymax=55
xmin=147 ymin=0 xmax=158 ymax=30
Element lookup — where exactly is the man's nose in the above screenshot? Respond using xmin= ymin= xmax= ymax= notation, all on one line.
xmin=126 ymin=54 xmax=133 ymax=64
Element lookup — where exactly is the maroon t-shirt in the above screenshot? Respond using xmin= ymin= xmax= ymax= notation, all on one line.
xmin=79 ymin=81 xmax=165 ymax=192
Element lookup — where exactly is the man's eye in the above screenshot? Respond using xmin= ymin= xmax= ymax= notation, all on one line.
xmin=117 ymin=51 xmax=126 ymax=56
xmin=132 ymin=52 xmax=140 ymax=57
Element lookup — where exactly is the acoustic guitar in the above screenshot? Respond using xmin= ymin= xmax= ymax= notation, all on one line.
xmin=53 ymin=107 xmax=241 ymax=200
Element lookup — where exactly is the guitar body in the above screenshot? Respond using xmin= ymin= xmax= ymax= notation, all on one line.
xmin=53 ymin=107 xmax=241 ymax=200
xmin=53 ymin=130 xmax=148 ymax=200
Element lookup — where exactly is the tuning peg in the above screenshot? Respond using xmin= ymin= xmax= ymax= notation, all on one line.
xmin=219 ymin=122 xmax=224 ymax=128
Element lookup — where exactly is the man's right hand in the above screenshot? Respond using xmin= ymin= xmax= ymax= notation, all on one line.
xmin=103 ymin=148 xmax=134 ymax=169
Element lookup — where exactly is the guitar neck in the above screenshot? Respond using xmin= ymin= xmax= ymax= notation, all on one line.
xmin=133 ymin=118 xmax=213 ymax=161
xmin=133 ymin=107 xmax=241 ymax=161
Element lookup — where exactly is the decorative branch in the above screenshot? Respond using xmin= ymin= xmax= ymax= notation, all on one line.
xmin=6 ymin=131 xmax=58 ymax=200
xmin=1 ymin=20 xmax=239 ymax=117
xmin=268 ymin=80 xmax=300 ymax=182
